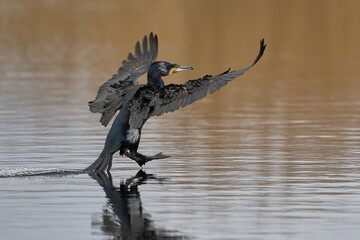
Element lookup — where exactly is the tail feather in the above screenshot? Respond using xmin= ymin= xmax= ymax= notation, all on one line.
xmin=84 ymin=151 xmax=113 ymax=173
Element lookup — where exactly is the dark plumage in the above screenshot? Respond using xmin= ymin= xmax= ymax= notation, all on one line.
xmin=85 ymin=33 xmax=266 ymax=172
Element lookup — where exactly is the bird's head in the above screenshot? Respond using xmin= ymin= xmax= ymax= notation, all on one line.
xmin=147 ymin=61 xmax=193 ymax=87
xmin=150 ymin=61 xmax=194 ymax=76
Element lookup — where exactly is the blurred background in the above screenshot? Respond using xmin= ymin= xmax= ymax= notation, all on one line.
xmin=0 ymin=0 xmax=359 ymax=239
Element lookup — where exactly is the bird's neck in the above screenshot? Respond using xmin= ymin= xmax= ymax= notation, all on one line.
xmin=147 ymin=72 xmax=164 ymax=87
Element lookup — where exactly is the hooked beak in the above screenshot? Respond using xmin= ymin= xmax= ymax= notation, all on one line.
xmin=169 ymin=65 xmax=194 ymax=74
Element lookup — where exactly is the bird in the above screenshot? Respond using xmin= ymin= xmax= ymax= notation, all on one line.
xmin=85 ymin=33 xmax=266 ymax=173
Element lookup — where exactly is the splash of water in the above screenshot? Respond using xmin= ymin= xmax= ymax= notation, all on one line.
xmin=0 ymin=167 xmax=83 ymax=178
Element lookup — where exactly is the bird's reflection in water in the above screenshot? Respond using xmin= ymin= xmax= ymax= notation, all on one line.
xmin=89 ymin=170 xmax=189 ymax=240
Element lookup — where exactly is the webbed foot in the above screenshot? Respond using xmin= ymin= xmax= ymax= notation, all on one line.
xmin=125 ymin=151 xmax=170 ymax=167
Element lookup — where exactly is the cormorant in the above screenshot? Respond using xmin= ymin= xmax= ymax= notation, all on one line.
xmin=85 ymin=33 xmax=266 ymax=172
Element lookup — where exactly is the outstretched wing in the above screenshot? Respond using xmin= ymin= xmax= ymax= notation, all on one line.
xmin=89 ymin=33 xmax=159 ymax=126
xmin=128 ymin=39 xmax=266 ymax=129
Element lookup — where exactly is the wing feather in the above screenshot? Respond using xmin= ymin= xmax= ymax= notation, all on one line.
xmin=128 ymin=39 xmax=266 ymax=129
xmin=89 ymin=33 xmax=159 ymax=126
xmin=142 ymin=36 xmax=149 ymax=62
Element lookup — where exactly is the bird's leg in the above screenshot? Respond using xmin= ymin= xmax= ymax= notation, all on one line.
xmin=125 ymin=151 xmax=170 ymax=167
